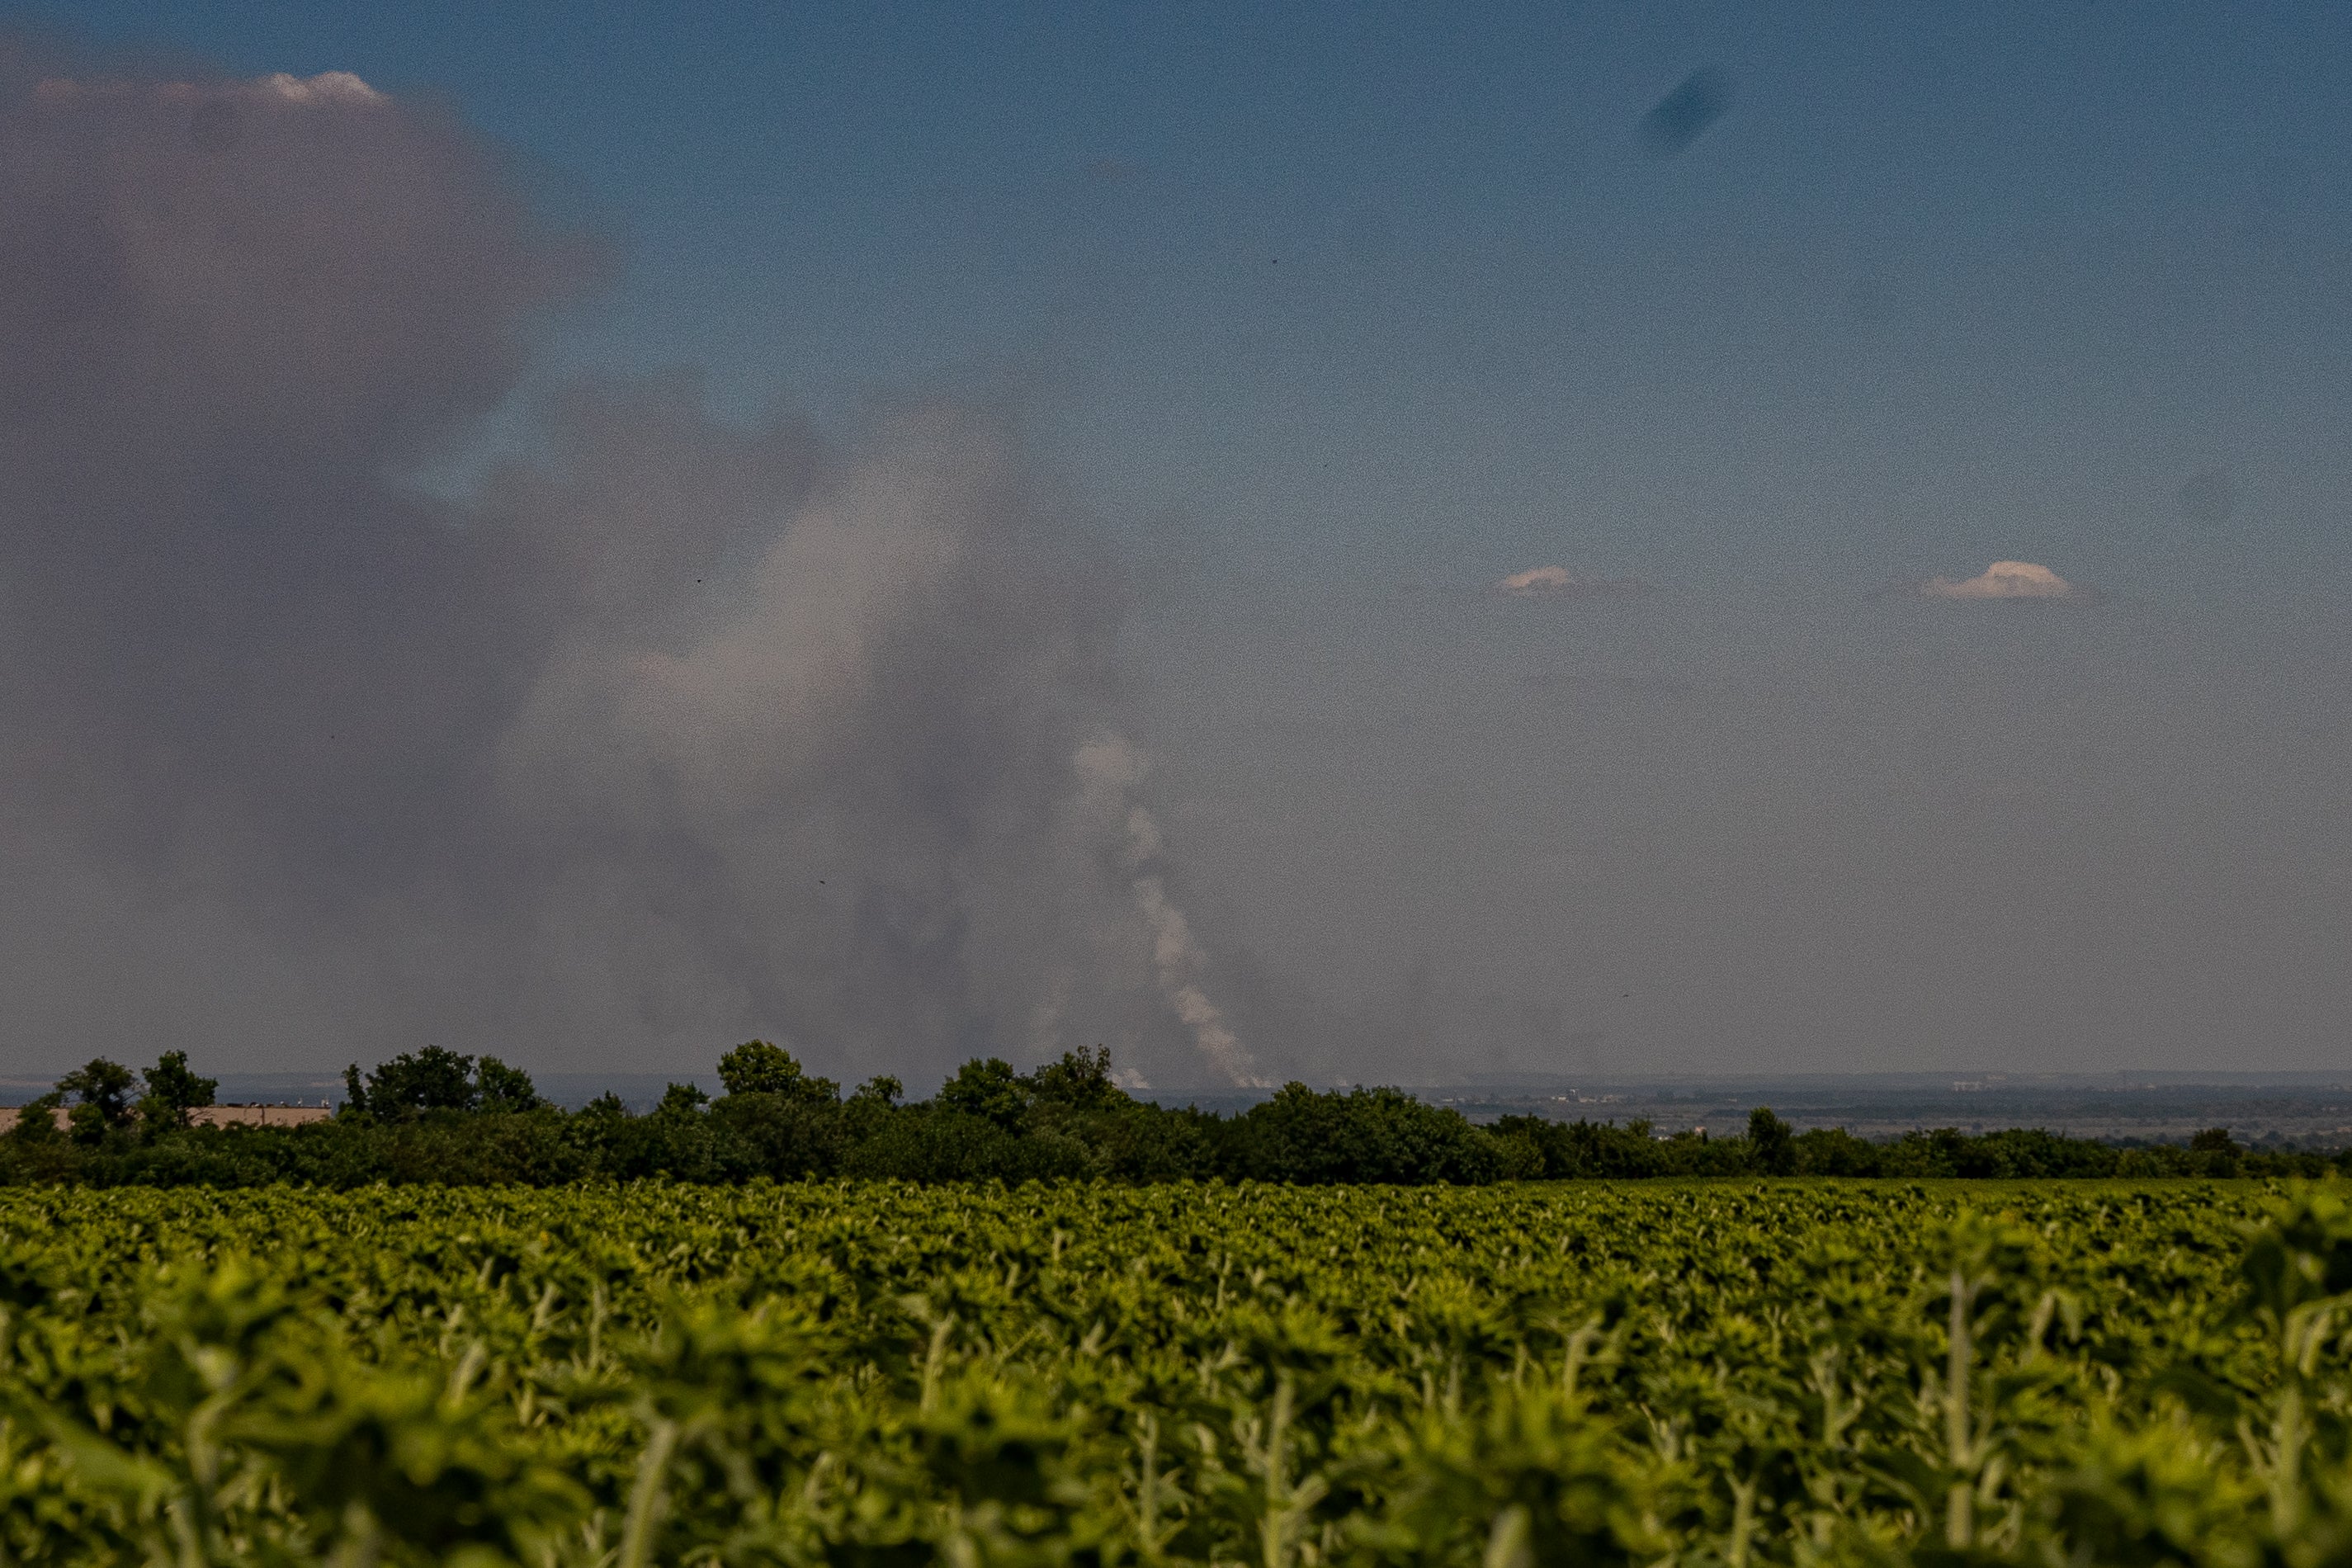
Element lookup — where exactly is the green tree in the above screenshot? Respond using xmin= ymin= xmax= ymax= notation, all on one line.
xmin=1747 ymin=1106 xmax=1797 ymax=1176
xmin=657 ymin=1082 xmax=711 ymax=1117
xmin=937 ymin=1057 xmax=1027 ymax=1130
xmin=5 ymin=1089 xmax=64 ymax=1145
xmin=1023 ymin=1046 xmax=1126 ymax=1112
xmin=716 ymin=1040 xmax=838 ymax=1106
xmin=57 ymin=1057 xmax=138 ymax=1144
xmin=849 ymin=1074 xmax=903 ymax=1108
xmin=138 ymin=1050 xmax=219 ymax=1131
xmin=1226 ymin=1083 xmax=1503 ymax=1183
xmin=1792 ymin=1126 xmax=1882 ymax=1176
xmin=839 ymin=1075 xmax=903 ymax=1148
xmin=475 ymin=1056 xmax=542 ymax=1114
xmin=2189 ymin=1126 xmax=2242 ymax=1177
xmin=716 ymin=1039 xmax=794 ymax=1094
xmin=345 ymin=1048 xmax=479 ymax=1120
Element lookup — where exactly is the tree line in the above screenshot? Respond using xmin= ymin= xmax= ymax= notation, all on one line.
xmin=1 ymin=1041 xmax=2336 ymax=1187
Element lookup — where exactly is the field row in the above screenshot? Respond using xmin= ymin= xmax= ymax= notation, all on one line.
xmin=0 ymin=1179 xmax=2342 ymax=1566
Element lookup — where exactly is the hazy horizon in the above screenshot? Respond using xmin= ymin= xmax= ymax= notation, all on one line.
xmin=2 ymin=3 xmax=2347 ymax=1088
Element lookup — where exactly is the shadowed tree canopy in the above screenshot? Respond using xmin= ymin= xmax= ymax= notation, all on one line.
xmin=475 ymin=1057 xmax=544 ymax=1115
xmin=716 ymin=1041 xmax=839 ymax=1107
xmin=341 ymin=1049 xmax=541 ymax=1121
xmin=1748 ymin=1106 xmax=1797 ymax=1176
xmin=139 ymin=1051 xmax=218 ymax=1129
xmin=937 ymin=1056 xmax=1027 ymax=1131
xmin=1026 ymin=1044 xmax=1125 ymax=1111
xmin=56 ymin=1060 xmax=137 ymax=1127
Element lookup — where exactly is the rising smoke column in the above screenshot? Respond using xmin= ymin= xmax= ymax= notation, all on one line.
xmin=0 ymin=47 xmax=1235 ymax=1083
xmin=1074 ymin=738 xmax=1264 ymax=1087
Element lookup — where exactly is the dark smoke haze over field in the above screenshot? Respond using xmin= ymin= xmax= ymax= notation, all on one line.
xmin=0 ymin=52 xmax=1247 ymax=1088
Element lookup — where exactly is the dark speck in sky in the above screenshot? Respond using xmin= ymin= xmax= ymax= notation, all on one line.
xmin=1641 ymin=67 xmax=1733 ymax=156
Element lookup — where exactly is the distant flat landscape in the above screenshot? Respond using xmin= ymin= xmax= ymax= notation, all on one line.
xmin=1170 ymin=1071 xmax=2352 ymax=1149
xmin=1414 ymin=1072 xmax=2352 ymax=1148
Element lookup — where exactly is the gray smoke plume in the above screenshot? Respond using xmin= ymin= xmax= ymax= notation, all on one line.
xmin=1074 ymin=738 xmax=1266 ymax=1088
xmin=0 ymin=49 xmax=1249 ymax=1086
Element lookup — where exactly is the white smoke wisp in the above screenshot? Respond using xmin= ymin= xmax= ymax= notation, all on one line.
xmin=1131 ymin=871 xmax=1261 ymax=1087
xmin=1072 ymin=737 xmax=1267 ymax=1088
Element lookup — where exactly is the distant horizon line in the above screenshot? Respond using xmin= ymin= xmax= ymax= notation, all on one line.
xmin=6 ymin=1065 xmax=2350 ymax=1102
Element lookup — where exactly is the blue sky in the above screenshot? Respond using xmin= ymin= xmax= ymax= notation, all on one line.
xmin=45 ymin=0 xmax=2352 ymax=589
xmin=6 ymin=1 xmax=2350 ymax=1078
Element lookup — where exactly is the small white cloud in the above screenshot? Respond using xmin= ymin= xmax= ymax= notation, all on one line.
xmin=1496 ymin=565 xmax=1654 ymax=599
xmin=1916 ymin=560 xmax=2082 ymax=601
xmin=253 ymin=71 xmax=389 ymax=108
xmin=1499 ymin=565 xmax=1573 ymax=594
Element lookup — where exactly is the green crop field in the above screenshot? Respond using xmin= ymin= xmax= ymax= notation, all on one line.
xmin=5 ymin=1178 xmax=2350 ymax=1566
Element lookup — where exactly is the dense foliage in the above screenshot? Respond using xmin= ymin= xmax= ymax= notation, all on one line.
xmin=1491 ymin=1107 xmax=2328 ymax=1181
xmin=6 ymin=1046 xmax=2345 ymax=1188
xmin=5 ymin=1178 xmax=2352 ymax=1566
